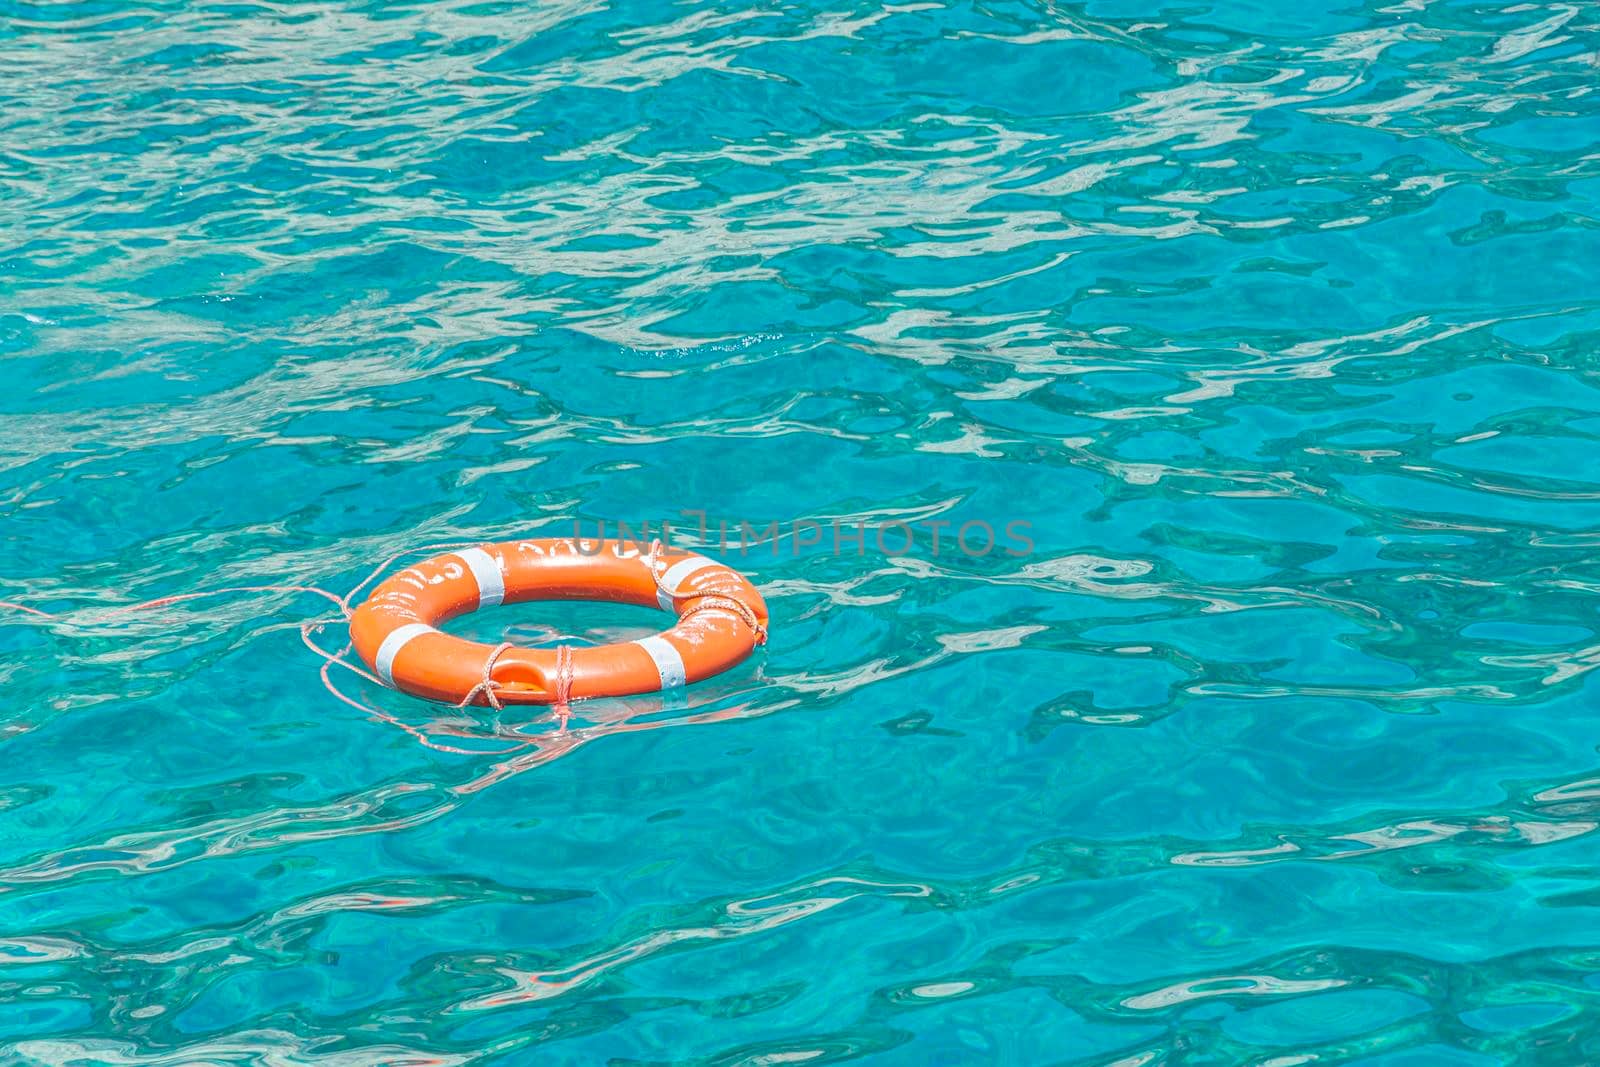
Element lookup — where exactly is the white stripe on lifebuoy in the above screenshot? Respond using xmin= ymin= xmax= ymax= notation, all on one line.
xmin=375 ymin=622 xmax=436 ymax=688
xmin=457 ymin=547 xmax=505 ymax=609
xmin=654 ymin=556 xmax=717 ymax=611
xmin=633 ymin=635 xmax=687 ymax=689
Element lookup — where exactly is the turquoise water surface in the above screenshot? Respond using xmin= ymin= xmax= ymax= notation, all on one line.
xmin=4 ymin=0 xmax=1600 ymax=1063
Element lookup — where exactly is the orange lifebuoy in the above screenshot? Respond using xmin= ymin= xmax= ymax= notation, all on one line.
xmin=349 ymin=539 xmax=768 ymax=707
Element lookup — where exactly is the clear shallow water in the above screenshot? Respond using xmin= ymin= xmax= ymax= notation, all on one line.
xmin=2 ymin=0 xmax=1599 ymax=1062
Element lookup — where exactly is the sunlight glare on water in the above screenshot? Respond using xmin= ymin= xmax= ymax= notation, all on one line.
xmin=2 ymin=0 xmax=1600 ymax=1062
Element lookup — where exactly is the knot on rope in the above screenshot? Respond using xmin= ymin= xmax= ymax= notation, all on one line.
xmin=460 ymin=641 xmax=513 ymax=710
xmin=552 ymin=643 xmax=575 ymax=729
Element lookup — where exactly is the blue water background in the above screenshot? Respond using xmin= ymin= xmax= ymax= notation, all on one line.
xmin=3 ymin=0 xmax=1600 ymax=1062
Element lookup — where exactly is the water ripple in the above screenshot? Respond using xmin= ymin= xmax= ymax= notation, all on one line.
xmin=4 ymin=0 xmax=1600 ymax=1061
